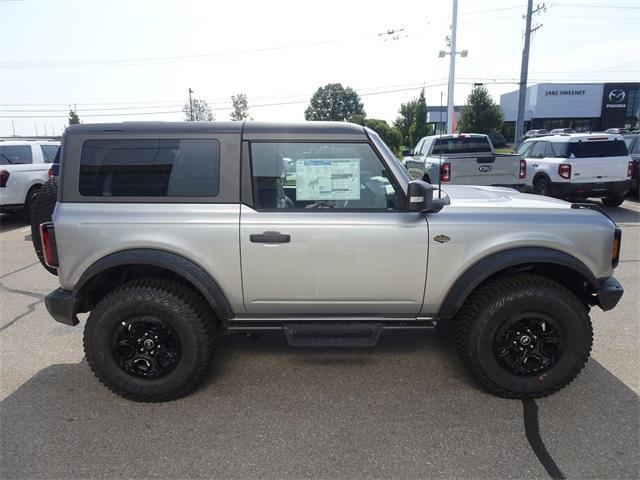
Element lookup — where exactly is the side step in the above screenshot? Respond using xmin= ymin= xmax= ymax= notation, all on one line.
xmin=282 ymin=322 xmax=383 ymax=347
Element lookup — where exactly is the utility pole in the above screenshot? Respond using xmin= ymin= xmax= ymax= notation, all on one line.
xmin=515 ymin=1 xmax=545 ymax=146
xmin=11 ymin=120 xmax=15 ymax=136
xmin=447 ymin=0 xmax=458 ymax=134
xmin=188 ymin=88 xmax=194 ymax=121
xmin=439 ymin=0 xmax=467 ymax=133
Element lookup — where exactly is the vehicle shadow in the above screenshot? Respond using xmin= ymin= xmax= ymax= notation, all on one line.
xmin=1 ymin=330 xmax=638 ymax=479
xmin=0 ymin=213 xmax=29 ymax=233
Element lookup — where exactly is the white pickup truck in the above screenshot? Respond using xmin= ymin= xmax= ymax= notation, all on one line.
xmin=401 ymin=134 xmax=526 ymax=190
xmin=0 ymin=140 xmax=60 ymax=216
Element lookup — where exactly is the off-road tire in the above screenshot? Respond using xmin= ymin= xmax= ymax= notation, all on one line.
xmin=30 ymin=178 xmax=58 ymax=275
xmin=21 ymin=185 xmax=41 ymax=221
xmin=533 ymin=177 xmax=551 ymax=197
xmin=84 ymin=278 xmax=216 ymax=402
xmin=601 ymin=195 xmax=625 ymax=207
xmin=455 ymin=274 xmax=592 ymax=399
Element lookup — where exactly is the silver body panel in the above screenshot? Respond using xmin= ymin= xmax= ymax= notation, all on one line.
xmin=54 ymin=202 xmax=246 ymax=314
xmin=240 ymin=205 xmax=428 ymax=315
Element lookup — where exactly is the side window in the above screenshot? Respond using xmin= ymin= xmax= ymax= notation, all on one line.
xmin=544 ymin=142 xmax=557 ymax=157
xmin=79 ymin=139 xmax=220 ymax=197
xmin=516 ymin=142 xmax=533 ymax=157
xmin=40 ymin=145 xmax=60 ymax=163
xmin=0 ymin=145 xmax=33 ymax=165
xmin=530 ymin=141 xmax=547 ymax=158
xmin=250 ymin=142 xmax=404 ymax=210
xmin=632 ymin=139 xmax=640 ymax=155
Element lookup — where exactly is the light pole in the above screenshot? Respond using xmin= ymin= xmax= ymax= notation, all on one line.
xmin=188 ymin=88 xmax=194 ymax=121
xmin=439 ymin=0 xmax=467 ymax=134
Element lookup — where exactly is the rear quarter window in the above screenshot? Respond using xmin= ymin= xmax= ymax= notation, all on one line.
xmin=568 ymin=139 xmax=629 ymax=158
xmin=40 ymin=144 xmax=60 ymax=163
xmin=79 ymin=139 xmax=220 ymax=197
xmin=0 ymin=145 xmax=33 ymax=165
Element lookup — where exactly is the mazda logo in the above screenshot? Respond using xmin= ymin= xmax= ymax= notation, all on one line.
xmin=608 ymin=89 xmax=626 ymax=103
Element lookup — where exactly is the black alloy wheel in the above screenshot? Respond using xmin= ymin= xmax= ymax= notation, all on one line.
xmin=113 ymin=317 xmax=181 ymax=379
xmin=494 ymin=313 xmax=563 ymax=376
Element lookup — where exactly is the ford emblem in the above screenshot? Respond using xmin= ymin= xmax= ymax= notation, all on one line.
xmin=478 ymin=165 xmax=493 ymax=172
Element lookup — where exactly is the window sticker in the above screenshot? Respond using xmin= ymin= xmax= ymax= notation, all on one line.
xmin=295 ymin=158 xmax=361 ymax=200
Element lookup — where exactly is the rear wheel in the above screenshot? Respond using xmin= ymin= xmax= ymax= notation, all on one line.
xmin=601 ymin=195 xmax=625 ymax=207
xmin=30 ymin=178 xmax=58 ymax=275
xmin=455 ymin=274 xmax=592 ymax=398
xmin=21 ymin=185 xmax=40 ymax=220
xmin=533 ymin=177 xmax=551 ymax=196
xmin=84 ymin=278 xmax=216 ymax=402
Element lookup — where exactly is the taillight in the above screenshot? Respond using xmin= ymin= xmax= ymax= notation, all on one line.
xmin=440 ymin=162 xmax=451 ymax=182
xmin=558 ymin=164 xmax=572 ymax=179
xmin=48 ymin=167 xmax=54 ymax=178
xmin=519 ymin=159 xmax=527 ymax=179
xmin=0 ymin=170 xmax=9 ymax=188
xmin=612 ymin=228 xmax=622 ymax=268
xmin=39 ymin=222 xmax=59 ymax=269
xmin=628 ymin=161 xmax=634 ymax=178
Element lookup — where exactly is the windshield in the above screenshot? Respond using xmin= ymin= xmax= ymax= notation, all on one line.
xmin=553 ymin=139 xmax=629 ymax=158
xmin=365 ymin=127 xmax=411 ymax=188
xmin=432 ymin=136 xmax=492 ymax=154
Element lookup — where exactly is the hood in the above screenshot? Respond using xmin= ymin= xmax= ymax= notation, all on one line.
xmin=440 ymin=185 xmax=571 ymax=209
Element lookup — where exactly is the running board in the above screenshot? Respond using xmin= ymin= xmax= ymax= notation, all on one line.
xmin=283 ymin=322 xmax=383 ymax=347
xmin=225 ymin=317 xmax=438 ymax=339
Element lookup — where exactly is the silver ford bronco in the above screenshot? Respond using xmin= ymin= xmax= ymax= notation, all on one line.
xmin=42 ymin=121 xmax=623 ymax=402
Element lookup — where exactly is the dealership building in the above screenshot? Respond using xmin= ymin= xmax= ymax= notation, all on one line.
xmin=500 ymin=82 xmax=640 ymax=140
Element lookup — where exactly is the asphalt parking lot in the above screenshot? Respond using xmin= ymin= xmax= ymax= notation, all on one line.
xmin=1 ymin=200 xmax=639 ymax=479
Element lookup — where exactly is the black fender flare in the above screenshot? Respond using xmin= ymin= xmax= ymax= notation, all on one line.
xmin=75 ymin=248 xmax=233 ymax=321
xmin=532 ymin=171 xmax=552 ymax=185
xmin=436 ymin=247 xmax=599 ymax=320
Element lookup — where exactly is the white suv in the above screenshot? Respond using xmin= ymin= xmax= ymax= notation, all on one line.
xmin=516 ymin=133 xmax=633 ymax=206
xmin=0 ymin=140 xmax=60 ymax=216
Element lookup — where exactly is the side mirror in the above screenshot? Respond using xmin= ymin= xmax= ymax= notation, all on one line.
xmin=402 ymin=149 xmax=413 ymax=157
xmin=407 ymin=180 xmax=435 ymax=212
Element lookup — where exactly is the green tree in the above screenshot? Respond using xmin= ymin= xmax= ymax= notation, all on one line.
xmin=183 ymin=97 xmax=215 ymax=122
xmin=394 ymin=89 xmax=432 ymax=148
xmin=67 ymin=108 xmax=80 ymax=126
xmin=304 ymin=83 xmax=365 ymax=121
xmin=352 ymin=116 xmax=402 ymax=153
xmin=394 ymin=99 xmax=418 ymax=147
xmin=230 ymin=93 xmax=250 ymax=121
xmin=458 ymin=86 xmax=503 ymax=134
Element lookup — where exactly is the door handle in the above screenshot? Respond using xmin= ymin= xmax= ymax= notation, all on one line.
xmin=250 ymin=231 xmax=291 ymax=244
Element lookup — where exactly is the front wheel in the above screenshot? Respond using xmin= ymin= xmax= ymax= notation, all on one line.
xmin=84 ymin=278 xmax=216 ymax=402
xmin=455 ymin=274 xmax=592 ymax=398
xmin=601 ymin=195 xmax=625 ymax=207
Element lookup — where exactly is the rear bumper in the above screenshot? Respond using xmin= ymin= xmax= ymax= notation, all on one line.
xmin=595 ymin=276 xmax=624 ymax=311
xmin=45 ymin=288 xmax=79 ymax=326
xmin=549 ymin=180 xmax=630 ymax=198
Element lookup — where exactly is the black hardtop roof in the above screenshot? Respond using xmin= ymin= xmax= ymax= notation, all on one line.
xmin=65 ymin=121 xmax=367 ymax=137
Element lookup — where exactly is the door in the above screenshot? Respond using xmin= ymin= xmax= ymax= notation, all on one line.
xmin=240 ymin=141 xmax=429 ymax=316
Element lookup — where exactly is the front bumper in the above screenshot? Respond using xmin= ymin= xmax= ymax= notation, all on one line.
xmin=45 ymin=288 xmax=79 ymax=326
xmin=594 ymin=276 xmax=624 ymax=311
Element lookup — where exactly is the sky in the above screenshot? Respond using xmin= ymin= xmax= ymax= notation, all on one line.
xmin=1 ymin=0 xmax=639 ymax=136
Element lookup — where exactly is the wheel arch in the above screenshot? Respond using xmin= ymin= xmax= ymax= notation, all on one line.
xmin=437 ymin=247 xmax=599 ymax=320
xmin=74 ymin=248 xmax=233 ymax=323
xmin=532 ymin=171 xmax=551 ymax=185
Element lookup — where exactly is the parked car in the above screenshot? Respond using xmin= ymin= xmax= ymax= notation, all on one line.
xmin=516 ymin=133 xmax=633 ymax=206
xmin=0 ymin=140 xmax=59 ymax=217
xmin=623 ymin=133 xmax=639 ymax=195
xmin=42 ymin=121 xmax=623 ymax=402
xmin=605 ymin=128 xmax=629 ymax=135
xmin=550 ymin=128 xmax=576 ymax=134
xmin=401 ymin=133 xmax=526 ymax=191
xmin=524 ymin=129 xmax=550 ymax=139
